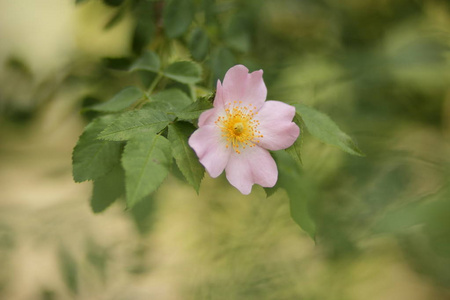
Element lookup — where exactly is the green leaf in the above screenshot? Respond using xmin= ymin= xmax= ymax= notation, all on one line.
xmin=163 ymin=0 xmax=194 ymax=38
xmin=189 ymin=28 xmax=209 ymax=61
xmin=163 ymin=61 xmax=202 ymax=84
xmin=89 ymin=87 xmax=143 ymax=112
xmin=122 ymin=134 xmax=172 ymax=207
xmin=91 ymin=165 xmax=125 ymax=213
xmin=104 ymin=5 xmax=126 ymax=30
xmin=168 ymin=122 xmax=204 ymax=193
xmin=225 ymin=13 xmax=251 ymax=53
xmin=274 ymin=151 xmax=316 ymax=239
xmin=98 ymin=108 xmax=171 ymax=141
xmin=146 ymin=88 xmax=192 ymax=111
xmin=174 ymin=94 xmax=213 ymax=120
xmin=285 ymin=114 xmax=304 ymax=166
xmin=72 ymin=116 xmax=122 ymax=182
xmin=293 ymin=103 xmax=364 ymax=156
xmin=129 ymin=50 xmax=160 ymax=73
xmin=264 ymin=186 xmax=279 ymax=198
xmin=130 ymin=194 xmax=156 ymax=236
xmin=211 ymin=47 xmax=236 ymax=83
xmin=103 ymin=0 xmax=124 ymax=7
xmin=58 ymin=246 xmax=78 ymax=294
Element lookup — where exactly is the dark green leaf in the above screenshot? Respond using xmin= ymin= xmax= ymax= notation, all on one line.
xmin=122 ymin=134 xmax=172 ymax=207
xmin=89 ymin=87 xmax=143 ymax=112
xmin=72 ymin=116 xmax=122 ymax=182
xmin=104 ymin=5 xmax=126 ymax=29
xmin=274 ymin=151 xmax=316 ymax=239
xmin=168 ymin=122 xmax=204 ymax=192
xmin=293 ymin=104 xmax=364 ymax=156
xmin=98 ymin=108 xmax=171 ymax=141
xmin=132 ymin=5 xmax=155 ymax=54
xmin=163 ymin=0 xmax=194 ymax=38
xmin=264 ymin=186 xmax=279 ymax=198
xmin=189 ymin=28 xmax=210 ymax=61
xmin=91 ymin=165 xmax=125 ymax=213
xmin=174 ymin=95 xmax=213 ymax=120
xmin=103 ymin=0 xmax=123 ymax=6
xmin=129 ymin=50 xmax=160 ymax=73
xmin=285 ymin=114 xmax=304 ymax=166
xmin=164 ymin=61 xmax=202 ymax=84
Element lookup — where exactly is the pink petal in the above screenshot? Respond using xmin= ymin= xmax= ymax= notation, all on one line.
xmin=188 ymin=125 xmax=231 ymax=178
xmin=256 ymin=101 xmax=300 ymax=151
xmin=213 ymin=80 xmax=224 ymax=107
xmin=198 ymin=108 xmax=217 ymax=127
xmin=225 ymin=146 xmax=278 ymax=195
xmin=222 ymin=65 xmax=267 ymax=109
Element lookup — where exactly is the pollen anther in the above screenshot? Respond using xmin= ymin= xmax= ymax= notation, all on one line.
xmin=215 ymin=102 xmax=263 ymax=154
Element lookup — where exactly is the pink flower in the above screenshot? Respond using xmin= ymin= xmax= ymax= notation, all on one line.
xmin=188 ymin=65 xmax=300 ymax=195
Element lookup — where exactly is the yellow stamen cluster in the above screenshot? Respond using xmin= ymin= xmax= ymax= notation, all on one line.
xmin=215 ymin=101 xmax=263 ymax=154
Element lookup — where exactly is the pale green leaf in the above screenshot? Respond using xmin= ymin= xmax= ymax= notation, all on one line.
xmin=98 ymin=108 xmax=171 ymax=141
xmin=293 ymin=103 xmax=364 ymax=156
xmin=285 ymin=113 xmax=304 ymax=166
xmin=122 ymin=134 xmax=172 ymax=207
xmin=163 ymin=0 xmax=194 ymax=38
xmin=89 ymin=87 xmax=143 ymax=112
xmin=168 ymin=122 xmax=204 ymax=193
xmin=91 ymin=165 xmax=125 ymax=213
xmin=164 ymin=61 xmax=202 ymax=84
xmin=129 ymin=50 xmax=160 ymax=73
xmin=72 ymin=116 xmax=122 ymax=182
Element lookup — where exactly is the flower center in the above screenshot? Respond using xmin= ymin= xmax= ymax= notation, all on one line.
xmin=215 ymin=101 xmax=263 ymax=154
xmin=233 ymin=122 xmax=244 ymax=135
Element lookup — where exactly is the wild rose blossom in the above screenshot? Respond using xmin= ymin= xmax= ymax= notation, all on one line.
xmin=189 ymin=65 xmax=300 ymax=194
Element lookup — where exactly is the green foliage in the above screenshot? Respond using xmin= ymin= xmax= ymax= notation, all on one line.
xmin=211 ymin=47 xmax=236 ymax=83
xmin=91 ymin=165 xmax=125 ymax=213
xmin=164 ymin=61 xmax=202 ymax=84
xmin=294 ymin=104 xmax=364 ymax=156
xmin=122 ymin=134 xmax=172 ymax=207
xmin=225 ymin=13 xmax=251 ymax=53
xmin=168 ymin=122 xmax=205 ymax=193
xmin=274 ymin=151 xmax=316 ymax=239
xmin=147 ymin=88 xmax=192 ymax=111
xmin=103 ymin=0 xmax=124 ymax=7
xmin=98 ymin=108 xmax=171 ymax=141
xmin=285 ymin=114 xmax=304 ymax=166
xmin=163 ymin=0 xmax=194 ymax=38
xmin=89 ymin=87 xmax=144 ymax=112
xmin=58 ymin=247 xmax=78 ymax=295
xmin=72 ymin=116 xmax=122 ymax=182
xmin=174 ymin=94 xmax=213 ymax=120
xmin=129 ymin=50 xmax=161 ymax=73
xmin=189 ymin=28 xmax=210 ymax=61
xmin=69 ymin=0 xmax=367 ymax=240
xmin=130 ymin=194 xmax=156 ymax=235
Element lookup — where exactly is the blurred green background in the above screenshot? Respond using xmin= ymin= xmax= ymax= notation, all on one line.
xmin=0 ymin=0 xmax=449 ymax=299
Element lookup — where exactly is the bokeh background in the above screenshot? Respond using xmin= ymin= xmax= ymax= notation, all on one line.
xmin=1 ymin=0 xmax=450 ymax=299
